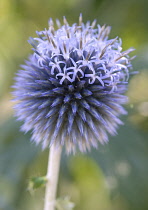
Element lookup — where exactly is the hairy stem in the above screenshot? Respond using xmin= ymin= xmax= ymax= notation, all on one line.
xmin=44 ymin=144 xmax=62 ymax=210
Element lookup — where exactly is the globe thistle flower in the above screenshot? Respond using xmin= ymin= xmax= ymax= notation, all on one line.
xmin=12 ymin=15 xmax=135 ymax=154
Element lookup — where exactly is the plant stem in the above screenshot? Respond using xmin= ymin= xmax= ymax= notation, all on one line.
xmin=44 ymin=144 xmax=62 ymax=210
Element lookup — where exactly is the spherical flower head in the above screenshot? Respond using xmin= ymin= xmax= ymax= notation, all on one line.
xmin=12 ymin=15 xmax=135 ymax=154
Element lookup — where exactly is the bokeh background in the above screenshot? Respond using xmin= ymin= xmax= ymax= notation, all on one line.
xmin=0 ymin=0 xmax=148 ymax=210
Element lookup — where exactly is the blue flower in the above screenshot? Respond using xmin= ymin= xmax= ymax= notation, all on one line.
xmin=12 ymin=15 xmax=135 ymax=153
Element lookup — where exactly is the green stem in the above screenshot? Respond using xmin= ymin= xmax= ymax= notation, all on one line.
xmin=44 ymin=144 xmax=62 ymax=210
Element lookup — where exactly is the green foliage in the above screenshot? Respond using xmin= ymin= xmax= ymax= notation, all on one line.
xmin=0 ymin=119 xmax=40 ymax=210
xmin=28 ymin=176 xmax=47 ymax=192
xmin=56 ymin=197 xmax=75 ymax=210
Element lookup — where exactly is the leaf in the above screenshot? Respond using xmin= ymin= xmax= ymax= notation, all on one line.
xmin=56 ymin=197 xmax=75 ymax=210
xmin=28 ymin=176 xmax=47 ymax=192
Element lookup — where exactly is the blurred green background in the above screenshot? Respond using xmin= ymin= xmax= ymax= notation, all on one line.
xmin=0 ymin=0 xmax=148 ymax=210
